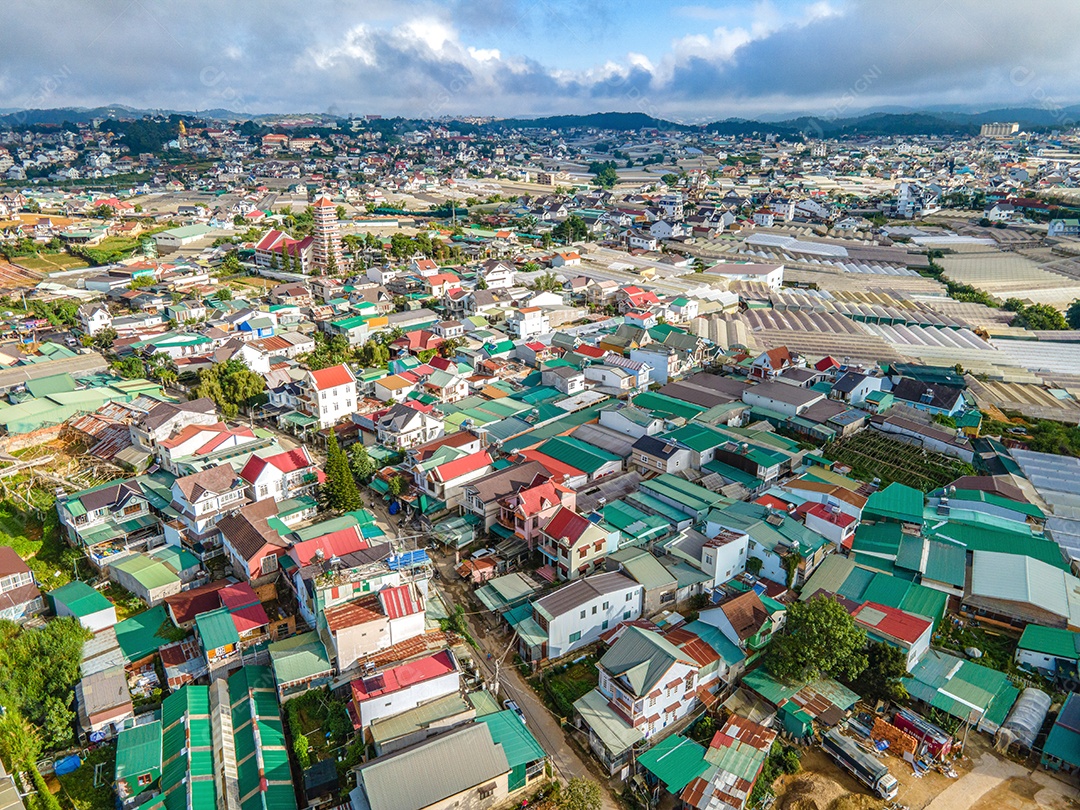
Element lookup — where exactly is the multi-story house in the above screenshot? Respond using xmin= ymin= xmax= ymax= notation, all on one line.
xmin=0 ymin=547 xmax=44 ymax=622
xmin=349 ymin=649 xmax=461 ymax=729
xmin=596 ymin=625 xmax=707 ymax=739
xmin=538 ymin=506 xmax=616 ymax=581
xmin=323 ymin=582 xmax=426 ymax=672
xmin=298 ymin=363 xmax=357 ymax=429
xmin=414 ymin=451 xmax=494 ymax=510
xmin=76 ymin=303 xmax=112 ymax=336
xmin=155 ymin=422 xmax=266 ymax=475
xmin=130 ymin=398 xmax=218 ymax=454
xmin=165 ymin=464 xmax=250 ymax=559
xmin=506 ymin=307 xmax=550 ymax=342
xmin=462 ymin=461 xmax=552 ymax=531
xmin=496 ymin=477 xmax=576 ymax=550
xmin=698 ymin=590 xmax=785 ymax=663
xmin=57 ymin=476 xmax=167 ymax=569
xmin=240 ymin=447 xmax=323 ymax=503
xmin=511 ymin=572 xmax=643 ymax=662
xmin=375 ymin=403 xmax=444 ymax=450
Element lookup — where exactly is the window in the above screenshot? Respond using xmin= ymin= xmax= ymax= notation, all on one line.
xmin=626 ymin=592 xmax=634 ymax=601
xmin=623 ymin=610 xmax=632 ymax=620
xmin=591 ymin=606 xmax=597 ymax=615
xmin=258 ymin=484 xmax=269 ymax=498
xmin=569 ymin=631 xmax=581 ymax=643
xmin=685 ymin=672 xmax=695 ymax=691
xmin=322 ymin=406 xmax=328 ymax=414
xmin=580 ymin=610 xmax=586 ymax=619
xmin=478 ymin=783 xmax=496 ymax=800
xmin=321 ymin=391 xmax=327 ymax=400
xmin=601 ymin=620 xmax=609 ymax=630
xmin=262 ymin=555 xmax=279 ymax=573
xmin=137 ymin=774 xmax=153 ymax=787
xmin=602 ymin=601 xmax=610 ymax=610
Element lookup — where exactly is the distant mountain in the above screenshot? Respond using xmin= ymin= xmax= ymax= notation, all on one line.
xmin=483 ymin=111 xmax=694 ymax=132
xmin=2 ymin=103 xmax=1077 ymax=136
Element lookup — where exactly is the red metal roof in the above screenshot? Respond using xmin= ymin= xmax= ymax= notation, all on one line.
xmin=379 ymin=583 xmax=423 ymax=620
xmin=290 ymin=526 xmax=368 ymax=566
xmin=433 ymin=451 xmax=491 ymax=483
xmin=542 ymin=505 xmax=591 ymax=545
xmin=350 ymin=649 xmax=456 ymax=701
xmin=853 ymin=601 xmax=931 ymax=645
xmin=310 ymin=364 xmax=354 ymax=390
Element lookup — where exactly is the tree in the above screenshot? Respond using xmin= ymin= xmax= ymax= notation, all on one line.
xmin=91 ymin=326 xmax=118 ymax=351
xmin=1014 ymin=303 xmax=1068 ymax=331
xmin=766 ymin=594 xmax=868 ymax=684
xmin=111 ymin=356 xmax=146 ymax=379
xmin=193 ymin=359 xmax=266 ymax=418
xmin=322 ymin=431 xmax=362 ymax=512
xmin=215 ymin=287 xmax=234 ymax=302
xmin=553 ymin=214 xmax=589 ymax=243
xmin=1003 ymin=297 xmax=1026 ymax=312
xmin=336 ymin=205 xmax=348 ymax=220
xmin=848 ymin=641 xmax=910 ymax=704
xmin=349 ymin=444 xmax=376 ymax=484
xmin=326 ymin=249 xmax=338 ymax=277
xmin=559 ymin=778 xmax=603 ymax=810
xmin=531 ymin=272 xmax=562 ymax=292
xmin=0 ymin=617 xmax=91 ymax=751
xmin=1068 ymin=299 xmax=1080 ymax=330
xmin=386 ymin=474 xmax=408 ymax=499
xmin=220 ymin=253 xmax=241 ymax=274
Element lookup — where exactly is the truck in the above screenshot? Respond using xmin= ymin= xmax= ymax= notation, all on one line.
xmin=821 ymin=729 xmax=899 ymax=800
xmin=894 ymin=708 xmax=952 ymax=760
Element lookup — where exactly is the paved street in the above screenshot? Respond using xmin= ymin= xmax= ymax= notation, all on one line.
xmin=366 ymin=504 xmax=620 ymax=809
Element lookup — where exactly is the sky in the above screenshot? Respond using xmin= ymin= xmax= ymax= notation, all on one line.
xmin=2 ymin=0 xmax=1080 ymax=121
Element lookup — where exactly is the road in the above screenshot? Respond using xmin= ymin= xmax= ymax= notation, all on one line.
xmin=366 ymin=505 xmax=620 ymax=809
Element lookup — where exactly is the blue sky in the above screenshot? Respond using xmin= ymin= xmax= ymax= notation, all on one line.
xmin=2 ymin=0 xmax=1079 ymax=119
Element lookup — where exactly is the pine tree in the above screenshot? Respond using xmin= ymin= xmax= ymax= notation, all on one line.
xmin=280 ymin=246 xmax=291 ymax=273
xmin=322 ymin=431 xmax=362 ymax=512
xmin=326 ymin=249 xmax=338 ymax=277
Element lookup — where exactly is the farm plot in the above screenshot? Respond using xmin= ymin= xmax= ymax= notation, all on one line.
xmin=823 ymin=430 xmax=974 ymax=491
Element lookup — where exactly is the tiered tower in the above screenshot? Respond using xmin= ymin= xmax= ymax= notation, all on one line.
xmin=311 ymin=196 xmax=343 ymax=274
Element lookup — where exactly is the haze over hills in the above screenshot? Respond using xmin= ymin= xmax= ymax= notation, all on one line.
xmin=2 ymin=105 xmax=1078 ymax=137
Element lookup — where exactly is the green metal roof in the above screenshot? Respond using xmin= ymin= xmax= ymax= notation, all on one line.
xmin=851 ymin=522 xmax=903 ymax=558
xmin=923 ymin=541 xmax=967 ymax=586
xmin=112 ymin=554 xmax=181 ymax=591
xmin=148 ymin=545 xmax=201 ymax=573
xmin=1018 ymin=625 xmax=1080 ymax=660
xmin=196 ymin=607 xmax=239 ymax=651
xmin=115 ymin=605 xmax=174 ymax=662
xmin=115 ymin=720 xmax=162 ymax=786
xmin=268 ymin=631 xmax=332 ymax=685
xmin=637 ymin=735 xmax=710 ymax=794
xmin=49 ymin=580 xmax=113 ymax=618
xmin=632 ymin=391 xmax=707 ymax=421
xmin=476 ymin=709 xmax=547 ymax=768
xmin=865 ymin=482 xmax=924 ymax=523
xmin=1043 ymin=693 xmax=1080 ymax=767
xmin=609 ymin=547 xmax=677 ymax=591
xmin=600 ymin=626 xmax=690 ymax=697
xmin=534 ymin=435 xmax=621 ymax=475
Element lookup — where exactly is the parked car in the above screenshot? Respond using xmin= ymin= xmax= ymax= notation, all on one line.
xmin=503 ymin=699 xmax=527 ymax=725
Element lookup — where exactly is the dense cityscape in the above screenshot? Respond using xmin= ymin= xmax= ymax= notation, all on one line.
xmin=3 ymin=5 xmax=1080 ymax=810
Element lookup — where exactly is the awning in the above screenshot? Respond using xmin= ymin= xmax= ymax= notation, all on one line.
xmin=573 ymin=689 xmax=644 ymax=756
xmin=489 ymin=522 xmax=516 ymax=540
xmin=280 ymin=410 xmax=319 ymax=427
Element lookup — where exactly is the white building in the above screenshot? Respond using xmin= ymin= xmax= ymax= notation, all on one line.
xmin=515 ymin=572 xmax=643 ymax=661
xmin=704 ymin=262 xmax=784 ymax=291
xmin=76 ymin=304 xmax=112 ymax=336
xmin=506 ymin=307 xmax=550 ymax=342
xmin=349 ymin=648 xmax=461 ymax=729
xmin=299 ymin=363 xmax=357 ymax=429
